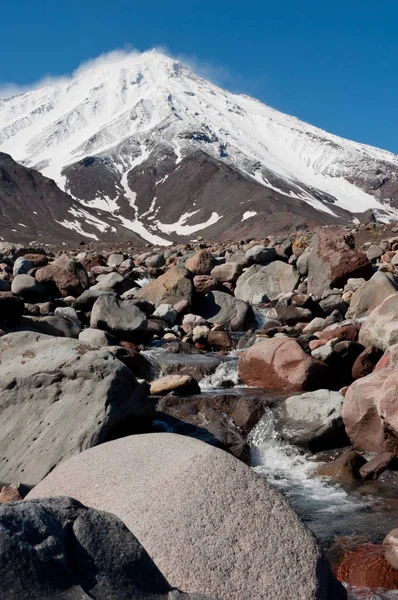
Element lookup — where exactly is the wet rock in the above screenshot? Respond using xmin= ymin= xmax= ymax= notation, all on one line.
xmin=314 ymin=450 xmax=366 ymax=483
xmin=195 ymin=290 xmax=254 ymax=331
xmin=359 ymin=293 xmax=398 ymax=350
xmin=274 ymin=389 xmax=349 ymax=452
xmin=207 ymin=329 xmax=233 ymax=351
xmin=336 ymin=542 xmax=398 ymax=589
xmin=351 ymin=346 xmax=383 ymax=380
xmin=342 ymin=367 xmax=398 ymax=454
xmin=11 ymin=274 xmax=46 ymax=302
xmin=346 ymin=271 xmax=398 ymax=319
xmin=0 ymin=496 xmax=207 ymax=600
xmin=307 ymin=228 xmax=373 ymax=296
xmin=36 ymin=254 xmax=90 ymax=297
xmin=137 ymin=266 xmax=194 ymax=308
xmin=239 ymin=337 xmax=335 ymax=392
xmin=359 ymin=452 xmax=396 ymax=480
xmin=90 ymin=295 xmax=147 ymax=339
xmin=0 ymin=331 xmax=151 ymax=485
xmin=150 ymin=374 xmax=201 ymax=396
xmin=156 ymin=393 xmax=264 ymax=462
xmin=28 ymin=434 xmax=343 ymax=600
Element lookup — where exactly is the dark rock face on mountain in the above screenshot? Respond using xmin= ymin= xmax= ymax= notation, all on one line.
xmin=0 ymin=153 xmax=143 ymax=244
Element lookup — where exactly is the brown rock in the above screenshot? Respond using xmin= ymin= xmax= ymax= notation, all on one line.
xmin=351 ymin=346 xmax=383 ymax=380
xmin=80 ymin=254 xmax=106 ymax=271
xmin=0 ymin=484 xmax=22 ymax=503
xmin=342 ymin=367 xmax=398 ymax=454
xmin=185 ymin=250 xmax=217 ymax=275
xmin=193 ymin=275 xmax=220 ymax=295
xmin=314 ymin=450 xmax=366 ymax=483
xmin=317 ymin=325 xmax=360 ymax=342
xmin=336 ymin=543 xmax=398 ymax=589
xmin=309 ymin=339 xmax=327 ymax=351
xmin=359 ymin=453 xmax=396 ymax=480
xmin=22 ymin=253 xmax=48 ymax=268
xmin=210 ymin=263 xmax=243 ymax=283
xmin=207 ymin=330 xmax=233 ymax=351
xmin=136 ymin=266 xmax=193 ymax=308
xmin=36 ymin=254 xmax=90 ymax=297
xmin=239 ymin=337 xmax=335 ymax=392
xmin=150 ymin=374 xmax=200 ymax=396
xmin=307 ymin=228 xmax=372 ymax=295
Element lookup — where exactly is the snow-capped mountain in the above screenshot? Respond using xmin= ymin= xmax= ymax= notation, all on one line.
xmin=1 ymin=49 xmax=398 ymax=245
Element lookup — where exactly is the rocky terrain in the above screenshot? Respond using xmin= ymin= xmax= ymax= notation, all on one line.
xmin=2 ymin=221 xmax=398 ymax=597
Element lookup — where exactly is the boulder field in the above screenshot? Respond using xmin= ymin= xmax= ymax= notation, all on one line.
xmin=1 ymin=222 xmax=398 ymax=595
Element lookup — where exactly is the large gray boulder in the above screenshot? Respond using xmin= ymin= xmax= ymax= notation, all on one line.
xmin=245 ymin=245 xmax=277 ymax=265
xmin=92 ymin=272 xmax=136 ymax=295
xmin=359 ymin=293 xmax=398 ymax=350
xmin=11 ymin=274 xmax=46 ymax=302
xmin=274 ymin=389 xmax=348 ymax=452
xmin=235 ymin=261 xmax=298 ymax=304
xmin=90 ymin=295 xmax=147 ymax=339
xmin=195 ymin=290 xmax=254 ymax=331
xmin=28 ymin=433 xmax=345 ymax=600
xmin=0 ymin=332 xmax=151 ymax=485
xmin=0 ymin=496 xmax=212 ymax=600
xmin=346 ymin=271 xmax=398 ymax=319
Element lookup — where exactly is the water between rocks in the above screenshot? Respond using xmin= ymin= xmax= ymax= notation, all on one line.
xmin=147 ymin=345 xmax=398 ymax=599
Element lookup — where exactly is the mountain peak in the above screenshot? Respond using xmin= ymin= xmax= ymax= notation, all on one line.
xmin=1 ymin=51 xmax=398 ymax=245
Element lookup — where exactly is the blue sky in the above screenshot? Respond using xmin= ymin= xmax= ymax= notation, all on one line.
xmin=2 ymin=0 xmax=398 ymax=152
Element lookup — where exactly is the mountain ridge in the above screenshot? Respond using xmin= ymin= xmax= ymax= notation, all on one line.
xmin=1 ymin=49 xmax=398 ymax=244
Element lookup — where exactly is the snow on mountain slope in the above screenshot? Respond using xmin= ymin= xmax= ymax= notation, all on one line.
xmin=1 ymin=49 xmax=398 ymax=244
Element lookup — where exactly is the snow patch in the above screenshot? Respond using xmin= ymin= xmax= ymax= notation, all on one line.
xmin=242 ymin=210 xmax=257 ymax=221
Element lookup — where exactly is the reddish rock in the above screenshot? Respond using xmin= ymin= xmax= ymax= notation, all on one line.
xmin=173 ymin=299 xmax=190 ymax=314
xmin=80 ymin=254 xmax=106 ymax=272
xmin=342 ymin=367 xmax=398 ymax=454
xmin=22 ymin=253 xmax=48 ymax=268
xmin=317 ymin=325 xmax=360 ymax=343
xmin=336 ymin=543 xmax=398 ymax=589
xmin=36 ymin=254 xmax=90 ymax=298
xmin=193 ymin=275 xmax=220 ymax=295
xmin=375 ymin=343 xmax=398 ymax=370
xmin=136 ymin=266 xmax=193 ymax=308
xmin=383 ymin=251 xmax=396 ymax=263
xmin=0 ymin=484 xmax=22 ymax=503
xmin=384 ymin=529 xmax=398 ymax=570
xmin=351 ymin=346 xmax=383 ymax=380
xmin=185 ymin=250 xmax=217 ymax=275
xmin=359 ymin=453 xmax=396 ymax=480
xmin=309 ymin=339 xmax=327 ymax=351
xmin=307 ymin=228 xmax=373 ymax=295
xmin=314 ymin=450 xmax=366 ymax=483
xmin=239 ymin=337 xmax=335 ymax=392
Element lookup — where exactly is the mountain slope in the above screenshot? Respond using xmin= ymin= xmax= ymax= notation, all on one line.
xmin=1 ymin=50 xmax=398 ymax=244
xmin=0 ymin=152 xmax=146 ymax=244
